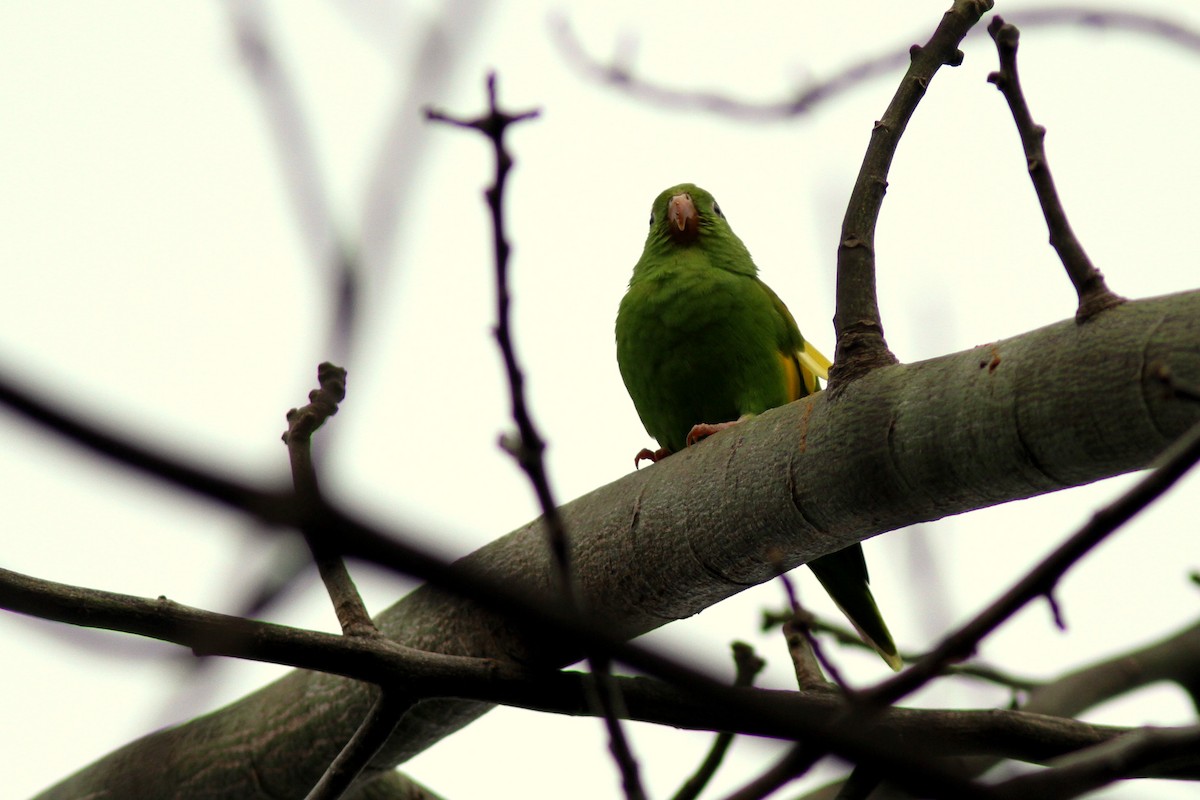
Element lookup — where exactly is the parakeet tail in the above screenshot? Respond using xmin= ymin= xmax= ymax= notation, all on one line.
xmin=808 ymin=549 xmax=902 ymax=672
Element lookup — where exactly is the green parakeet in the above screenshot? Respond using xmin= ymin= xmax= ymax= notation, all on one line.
xmin=615 ymin=183 xmax=901 ymax=671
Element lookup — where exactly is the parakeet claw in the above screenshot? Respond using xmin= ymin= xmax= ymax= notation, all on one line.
xmin=634 ymin=447 xmax=671 ymax=468
xmin=685 ymin=419 xmax=743 ymax=447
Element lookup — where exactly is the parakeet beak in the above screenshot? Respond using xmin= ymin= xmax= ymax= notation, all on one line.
xmin=667 ymin=193 xmax=700 ymax=244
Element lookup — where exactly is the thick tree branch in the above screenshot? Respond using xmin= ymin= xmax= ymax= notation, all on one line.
xmin=19 ymin=290 xmax=1200 ymax=799
xmin=9 ymin=561 xmax=1190 ymax=767
xmin=863 ymin=410 xmax=1200 ymax=709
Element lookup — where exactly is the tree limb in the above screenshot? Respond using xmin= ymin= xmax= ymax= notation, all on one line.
xmin=20 ymin=290 xmax=1200 ymax=799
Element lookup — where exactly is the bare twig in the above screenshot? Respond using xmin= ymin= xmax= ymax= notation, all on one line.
xmin=986 ymin=16 xmax=1124 ymax=323
xmin=425 ymin=76 xmax=556 ymax=586
xmin=830 ymin=0 xmax=993 ymax=389
xmin=9 ymin=564 xmax=1200 ymax=787
xmin=671 ymin=643 xmax=766 ymax=800
xmin=993 ymin=725 xmax=1200 ymax=799
xmin=224 ymin=0 xmax=356 ymax=360
xmin=0 ymin=565 xmax=498 ymax=688
xmin=862 ymin=414 xmax=1200 ymax=710
xmin=284 ymin=362 xmax=377 ymax=638
xmin=549 ymin=13 xmax=912 ymax=121
xmin=552 ymin=8 xmax=1200 ymax=122
xmin=762 ymin=610 xmax=1042 ymax=692
xmin=284 ymin=363 xmax=396 ymax=798
xmin=720 ymin=745 xmax=828 ymax=800
xmin=359 ymin=0 xmax=489 ymax=293
xmin=947 ymin=615 xmax=1200 ymax=793
xmin=775 ymin=567 xmax=846 ymax=690
xmin=426 ymin=74 xmax=646 ymax=800
xmin=3 ymin=289 xmax=1199 ymax=793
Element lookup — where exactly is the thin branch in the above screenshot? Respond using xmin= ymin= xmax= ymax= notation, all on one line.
xmin=551 ymin=8 xmax=1200 ymax=122
xmin=358 ymin=0 xmax=490 ymax=294
xmin=986 ymin=16 xmax=1124 ymax=323
xmin=719 ymin=746 xmax=829 ymax=800
xmin=425 ymin=76 xmax=558 ymax=589
xmin=993 ymin=725 xmax=1200 ymax=800
xmin=775 ymin=565 xmax=847 ymax=690
xmin=762 ymin=610 xmax=1041 ymax=693
xmin=830 ymin=0 xmax=993 ymax=389
xmin=0 ymin=565 xmax=498 ymax=688
xmin=304 ymin=690 xmax=410 ymax=800
xmin=671 ymin=643 xmax=766 ymax=800
xmin=4 ymin=565 xmax=1145 ymax=789
xmin=284 ymin=363 xmax=393 ymax=799
xmin=283 ymin=362 xmax=377 ymax=638
xmin=426 ymin=74 xmax=646 ymax=800
xmin=223 ymin=0 xmax=356 ymax=360
xmin=548 ymin=13 xmax=911 ymax=121
xmin=3 ymin=286 xmax=1199 ymax=793
xmin=805 ymin=612 xmax=1200 ymax=798
xmin=861 ymin=414 xmax=1200 ymax=709
xmin=310 ymin=699 xmax=404 ymax=800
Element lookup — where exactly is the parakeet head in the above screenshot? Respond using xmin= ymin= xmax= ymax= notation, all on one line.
xmin=639 ymin=183 xmax=756 ymax=277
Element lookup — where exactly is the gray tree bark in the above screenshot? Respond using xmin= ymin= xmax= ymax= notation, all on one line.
xmin=33 ymin=289 xmax=1200 ymax=799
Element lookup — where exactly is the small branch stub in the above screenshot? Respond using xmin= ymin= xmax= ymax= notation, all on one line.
xmin=282 ymin=362 xmax=346 ymax=445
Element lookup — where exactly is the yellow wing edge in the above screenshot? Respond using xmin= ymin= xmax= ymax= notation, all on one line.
xmin=797 ymin=340 xmax=831 ymax=395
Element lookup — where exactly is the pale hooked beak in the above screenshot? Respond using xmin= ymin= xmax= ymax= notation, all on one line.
xmin=666 ymin=192 xmax=699 ymax=243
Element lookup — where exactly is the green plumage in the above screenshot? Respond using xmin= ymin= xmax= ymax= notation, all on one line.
xmin=615 ymin=183 xmax=900 ymax=671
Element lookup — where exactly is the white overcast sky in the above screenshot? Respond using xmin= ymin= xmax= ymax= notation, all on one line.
xmin=2 ymin=2 xmax=1199 ymax=798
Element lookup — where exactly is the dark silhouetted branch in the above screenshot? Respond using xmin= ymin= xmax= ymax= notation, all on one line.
xmin=284 ymin=363 xmax=377 ymax=638
xmin=863 ymin=414 xmax=1200 ymax=709
xmin=671 ymin=643 xmax=766 ymax=800
xmin=426 ymin=72 xmax=647 ymax=800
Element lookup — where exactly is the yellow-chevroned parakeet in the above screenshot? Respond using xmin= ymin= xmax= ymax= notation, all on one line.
xmin=615 ymin=183 xmax=901 ymax=671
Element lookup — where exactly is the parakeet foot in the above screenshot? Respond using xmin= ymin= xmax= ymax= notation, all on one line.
xmin=685 ymin=416 xmax=749 ymax=447
xmin=634 ymin=447 xmax=671 ymax=468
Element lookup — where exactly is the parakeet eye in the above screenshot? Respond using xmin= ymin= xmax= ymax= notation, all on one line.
xmin=648 ymin=213 xmax=654 ymax=228
xmin=712 ymin=202 xmax=724 ymax=217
